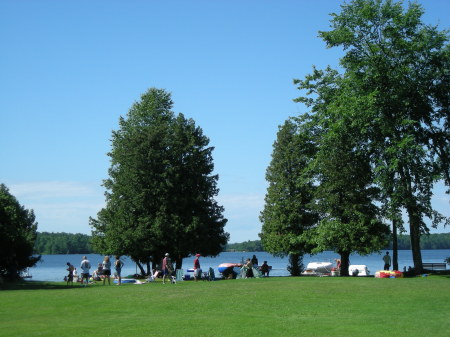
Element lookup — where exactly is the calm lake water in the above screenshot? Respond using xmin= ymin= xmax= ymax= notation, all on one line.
xmin=28 ymin=250 xmax=450 ymax=282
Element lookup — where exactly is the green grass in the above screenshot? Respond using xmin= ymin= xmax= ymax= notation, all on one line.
xmin=1 ymin=276 xmax=449 ymax=336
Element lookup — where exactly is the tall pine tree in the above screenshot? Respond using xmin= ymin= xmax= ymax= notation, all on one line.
xmin=90 ymin=88 xmax=228 ymax=273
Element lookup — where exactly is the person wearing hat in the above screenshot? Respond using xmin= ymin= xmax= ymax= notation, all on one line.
xmin=162 ymin=253 xmax=173 ymax=284
xmin=193 ymin=254 xmax=202 ymax=281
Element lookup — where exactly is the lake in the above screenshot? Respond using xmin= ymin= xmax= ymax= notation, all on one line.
xmin=28 ymin=249 xmax=450 ymax=282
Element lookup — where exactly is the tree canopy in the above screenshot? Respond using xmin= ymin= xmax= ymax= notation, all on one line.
xmin=314 ymin=0 xmax=450 ymax=271
xmin=0 ymin=184 xmax=40 ymax=279
xmin=261 ymin=0 xmax=449 ymax=274
xmin=90 ymin=88 xmax=229 ymax=273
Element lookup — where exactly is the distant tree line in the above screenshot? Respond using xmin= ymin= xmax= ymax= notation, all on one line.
xmin=224 ymin=240 xmax=264 ymax=252
xmin=386 ymin=234 xmax=450 ymax=250
xmin=34 ymin=232 xmax=94 ymax=254
xmin=33 ymin=232 xmax=450 ymax=255
xmin=225 ymin=234 xmax=450 ymax=252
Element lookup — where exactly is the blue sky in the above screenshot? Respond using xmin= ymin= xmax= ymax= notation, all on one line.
xmin=1 ymin=0 xmax=449 ymax=243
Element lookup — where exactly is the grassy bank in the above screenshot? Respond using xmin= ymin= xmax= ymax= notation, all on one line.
xmin=1 ymin=276 xmax=449 ymax=336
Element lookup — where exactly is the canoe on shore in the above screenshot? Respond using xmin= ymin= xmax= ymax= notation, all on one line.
xmin=218 ymin=263 xmax=243 ymax=274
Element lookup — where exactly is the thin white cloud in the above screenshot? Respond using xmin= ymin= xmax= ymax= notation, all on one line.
xmin=6 ymin=184 xmax=268 ymax=240
xmin=6 ymin=181 xmax=105 ymax=234
xmin=8 ymin=181 xmax=99 ymax=200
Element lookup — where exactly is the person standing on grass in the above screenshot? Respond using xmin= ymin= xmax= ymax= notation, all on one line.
xmin=244 ymin=258 xmax=254 ymax=278
xmin=102 ymin=256 xmax=111 ymax=285
xmin=162 ymin=253 xmax=173 ymax=284
xmin=66 ymin=262 xmax=74 ymax=286
xmin=193 ymin=254 xmax=201 ymax=281
xmin=73 ymin=268 xmax=78 ymax=283
xmin=80 ymin=256 xmax=91 ymax=286
xmin=383 ymin=252 xmax=391 ymax=271
xmin=251 ymin=254 xmax=258 ymax=267
xmin=114 ymin=256 xmax=124 ymax=285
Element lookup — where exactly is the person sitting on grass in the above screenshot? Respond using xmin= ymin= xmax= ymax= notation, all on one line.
xmin=92 ymin=263 xmax=103 ymax=281
xmin=260 ymin=261 xmax=270 ymax=277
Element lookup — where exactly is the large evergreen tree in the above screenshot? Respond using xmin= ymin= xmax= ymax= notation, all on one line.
xmin=0 ymin=184 xmax=40 ymax=279
xmin=260 ymin=117 xmax=318 ymax=275
xmin=90 ymin=88 xmax=228 ymax=273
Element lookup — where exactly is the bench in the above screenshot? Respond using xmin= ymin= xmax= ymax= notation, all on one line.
xmin=422 ymin=263 xmax=446 ymax=271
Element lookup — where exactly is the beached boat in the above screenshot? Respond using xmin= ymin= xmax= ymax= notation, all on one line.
xmin=218 ymin=263 xmax=243 ymax=274
xmin=302 ymin=262 xmax=333 ymax=276
xmin=218 ymin=263 xmax=244 ymax=279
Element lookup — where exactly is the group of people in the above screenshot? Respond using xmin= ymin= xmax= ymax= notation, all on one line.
xmin=65 ymin=255 xmax=125 ymax=286
xmin=65 ymin=253 xmax=273 ymax=285
xmin=242 ymin=255 xmax=270 ymax=278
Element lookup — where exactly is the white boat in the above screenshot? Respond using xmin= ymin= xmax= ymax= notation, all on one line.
xmin=349 ymin=265 xmax=370 ymax=276
xmin=302 ymin=262 xmax=333 ymax=276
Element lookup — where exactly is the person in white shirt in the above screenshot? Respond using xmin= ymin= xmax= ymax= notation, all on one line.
xmin=80 ymin=256 xmax=91 ymax=286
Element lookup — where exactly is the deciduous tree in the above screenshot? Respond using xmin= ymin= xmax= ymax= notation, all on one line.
xmin=318 ymin=0 xmax=449 ymax=272
xmin=0 ymin=184 xmax=40 ymax=279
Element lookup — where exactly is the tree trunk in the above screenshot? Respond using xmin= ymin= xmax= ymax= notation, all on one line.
xmin=400 ymin=166 xmax=423 ymax=273
xmin=287 ymin=253 xmax=303 ymax=276
xmin=339 ymin=251 xmax=350 ymax=276
xmin=392 ymin=219 xmax=398 ymax=271
xmin=175 ymin=255 xmax=183 ymax=270
xmin=408 ymin=209 xmax=423 ymax=273
xmin=135 ymin=261 xmax=146 ymax=276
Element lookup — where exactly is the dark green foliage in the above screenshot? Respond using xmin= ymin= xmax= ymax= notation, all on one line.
xmin=90 ymin=88 xmax=228 ymax=272
xmin=0 ymin=184 xmax=40 ymax=279
xmin=292 ymin=0 xmax=449 ymax=273
xmin=259 ymin=118 xmax=319 ymax=275
xmin=34 ymin=232 xmax=93 ymax=254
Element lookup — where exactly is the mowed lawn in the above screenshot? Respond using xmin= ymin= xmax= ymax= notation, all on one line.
xmin=1 ymin=276 xmax=449 ymax=337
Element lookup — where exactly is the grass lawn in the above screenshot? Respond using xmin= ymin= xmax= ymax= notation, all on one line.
xmin=1 ymin=275 xmax=449 ymax=336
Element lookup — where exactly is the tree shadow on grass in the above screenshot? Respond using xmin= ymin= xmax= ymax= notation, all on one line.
xmin=0 ymin=280 xmax=76 ymax=291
